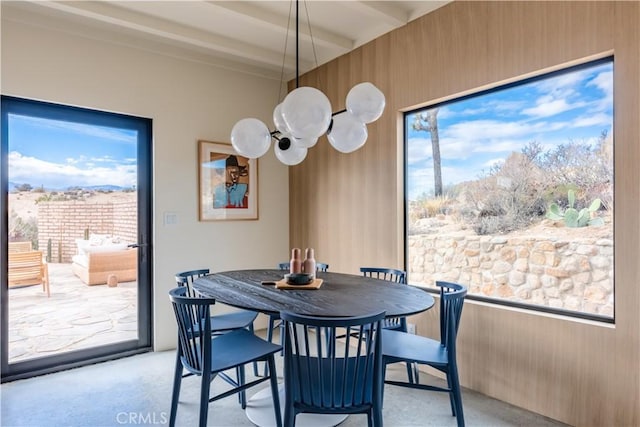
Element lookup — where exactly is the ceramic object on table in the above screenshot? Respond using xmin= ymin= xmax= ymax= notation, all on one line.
xmin=284 ymin=273 xmax=314 ymax=285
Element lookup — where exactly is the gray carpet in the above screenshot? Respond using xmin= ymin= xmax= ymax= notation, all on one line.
xmin=1 ymin=350 xmax=567 ymax=427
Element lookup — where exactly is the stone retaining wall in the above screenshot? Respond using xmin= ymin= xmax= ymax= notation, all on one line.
xmin=408 ymin=232 xmax=614 ymax=317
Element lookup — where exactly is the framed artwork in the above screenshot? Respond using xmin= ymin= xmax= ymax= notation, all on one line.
xmin=198 ymin=140 xmax=258 ymax=221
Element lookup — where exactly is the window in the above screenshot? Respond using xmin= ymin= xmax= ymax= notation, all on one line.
xmin=404 ymin=58 xmax=613 ymax=320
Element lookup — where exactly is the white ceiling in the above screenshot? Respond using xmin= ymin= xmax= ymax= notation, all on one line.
xmin=2 ymin=0 xmax=449 ymax=80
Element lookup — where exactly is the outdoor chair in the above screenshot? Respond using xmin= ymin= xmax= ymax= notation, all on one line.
xmin=8 ymin=249 xmax=50 ymax=297
xmin=281 ymin=310 xmax=385 ymax=427
xmin=168 ymin=286 xmax=282 ymax=427
xmin=8 ymin=241 xmax=33 ymax=253
xmin=382 ymin=281 xmax=467 ymax=427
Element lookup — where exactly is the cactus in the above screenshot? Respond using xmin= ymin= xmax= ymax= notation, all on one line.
xmin=46 ymin=238 xmax=52 ymax=263
xmin=546 ymin=189 xmax=604 ymax=227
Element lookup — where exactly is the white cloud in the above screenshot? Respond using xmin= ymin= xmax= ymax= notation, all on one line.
xmin=588 ymin=70 xmax=613 ymax=97
xmin=522 ymin=98 xmax=579 ymax=118
xmin=482 ymin=158 xmax=505 ymax=169
xmin=439 ymin=120 xmax=539 ymax=158
xmin=8 ymin=151 xmax=136 ymax=188
xmin=572 ymin=113 xmax=612 ymax=128
xmin=407 ymin=136 xmax=433 ymax=165
xmin=587 ymin=70 xmax=613 ymax=113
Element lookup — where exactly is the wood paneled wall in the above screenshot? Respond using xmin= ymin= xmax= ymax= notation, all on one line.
xmin=289 ymin=2 xmax=639 ymax=425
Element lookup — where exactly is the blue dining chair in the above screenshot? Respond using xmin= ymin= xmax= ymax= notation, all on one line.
xmin=176 ymin=269 xmax=260 ymax=376
xmin=280 ymin=310 xmax=385 ymax=427
xmin=168 ymin=286 xmax=282 ymax=427
xmin=355 ymin=267 xmax=415 ymax=383
xmin=360 ymin=267 xmax=407 ymax=332
xmin=382 ymin=281 xmax=467 ymax=427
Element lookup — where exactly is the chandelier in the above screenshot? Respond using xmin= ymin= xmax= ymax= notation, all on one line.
xmin=230 ymin=0 xmax=385 ymax=166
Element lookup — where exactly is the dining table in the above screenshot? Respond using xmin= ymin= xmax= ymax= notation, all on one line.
xmin=193 ymin=269 xmax=435 ymax=427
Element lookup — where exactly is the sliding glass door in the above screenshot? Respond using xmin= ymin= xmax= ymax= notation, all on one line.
xmin=1 ymin=96 xmax=153 ymax=381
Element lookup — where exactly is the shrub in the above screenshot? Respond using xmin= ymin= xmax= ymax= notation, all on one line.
xmin=461 ymin=152 xmax=547 ymax=235
xmin=8 ymin=210 xmax=38 ymax=249
xmin=14 ymin=183 xmax=32 ymax=192
xmin=410 ymin=194 xmax=453 ymax=221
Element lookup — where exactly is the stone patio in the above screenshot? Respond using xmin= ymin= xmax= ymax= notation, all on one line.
xmin=7 ymin=263 xmax=137 ymax=363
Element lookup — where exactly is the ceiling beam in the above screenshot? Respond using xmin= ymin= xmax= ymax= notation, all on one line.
xmin=353 ymin=1 xmax=409 ymax=27
xmin=29 ymin=0 xmax=311 ymax=72
xmin=204 ymin=1 xmax=354 ymax=52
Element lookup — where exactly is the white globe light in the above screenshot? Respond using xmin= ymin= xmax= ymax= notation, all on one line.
xmin=273 ymin=103 xmax=291 ymax=134
xmin=346 ymin=82 xmax=386 ymax=124
xmin=230 ymin=118 xmax=271 ymax=158
xmin=282 ymin=87 xmax=332 ymax=139
xmin=327 ymin=112 xmax=368 ymax=154
xmin=293 ymin=135 xmax=318 ymax=149
xmin=274 ymin=134 xmax=308 ymax=166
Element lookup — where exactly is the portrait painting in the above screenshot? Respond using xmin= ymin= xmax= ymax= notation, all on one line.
xmin=198 ymin=140 xmax=258 ymax=221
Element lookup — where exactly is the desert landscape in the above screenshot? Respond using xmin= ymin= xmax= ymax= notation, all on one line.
xmin=9 ymin=189 xmax=136 ymax=221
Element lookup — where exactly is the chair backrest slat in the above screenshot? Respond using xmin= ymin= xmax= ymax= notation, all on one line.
xmin=435 ymin=280 xmax=467 ymax=363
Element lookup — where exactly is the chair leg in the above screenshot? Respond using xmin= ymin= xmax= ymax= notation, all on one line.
xmin=405 ymin=362 xmax=414 ymax=384
xmin=264 ymin=316 xmax=277 ymax=377
xmin=445 ymin=368 xmax=456 ymax=416
xmin=43 ymin=263 xmax=50 ymax=297
xmin=249 ymin=322 xmax=259 ymax=377
xmin=381 ymin=361 xmax=387 ymax=408
xmin=372 ymin=406 xmax=383 ymax=427
xmin=267 ymin=356 xmax=283 ymax=427
xmin=238 ymin=365 xmax=247 ymax=409
xmin=199 ymin=370 xmax=212 ymax=427
xmin=449 ymin=366 xmax=465 ymax=427
xmin=169 ymin=351 xmax=183 ymax=427
xmin=284 ymin=405 xmax=295 ymax=427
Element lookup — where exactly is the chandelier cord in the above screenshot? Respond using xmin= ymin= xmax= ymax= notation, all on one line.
xmin=295 ymin=0 xmax=299 ymax=88
xmin=276 ymin=1 xmax=294 ymax=105
xmin=303 ymin=1 xmax=320 ymax=72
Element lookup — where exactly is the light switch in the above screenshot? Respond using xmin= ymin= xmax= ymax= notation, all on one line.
xmin=164 ymin=212 xmax=178 ymax=226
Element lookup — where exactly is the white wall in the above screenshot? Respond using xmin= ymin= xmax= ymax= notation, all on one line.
xmin=1 ymin=18 xmax=290 ymax=350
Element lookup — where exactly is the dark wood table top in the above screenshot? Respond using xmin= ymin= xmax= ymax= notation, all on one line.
xmin=193 ymin=269 xmax=435 ymax=318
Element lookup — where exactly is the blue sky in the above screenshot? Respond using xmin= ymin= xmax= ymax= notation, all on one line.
xmin=406 ymin=60 xmax=613 ymax=200
xmin=8 ymin=115 xmax=138 ymax=189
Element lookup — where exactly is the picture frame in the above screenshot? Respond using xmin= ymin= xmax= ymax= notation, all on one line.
xmin=198 ymin=140 xmax=258 ymax=221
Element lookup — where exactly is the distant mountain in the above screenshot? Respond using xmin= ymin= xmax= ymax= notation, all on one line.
xmin=83 ymin=185 xmax=127 ymax=191
xmin=8 ymin=182 xmax=129 ymax=192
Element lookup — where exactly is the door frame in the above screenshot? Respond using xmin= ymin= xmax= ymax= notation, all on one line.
xmin=1 ymin=95 xmax=153 ymax=382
